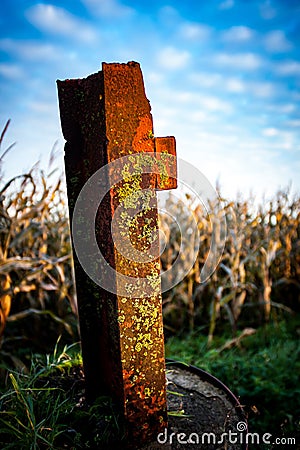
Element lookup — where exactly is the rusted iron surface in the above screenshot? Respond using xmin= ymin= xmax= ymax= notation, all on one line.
xmin=155 ymin=136 xmax=177 ymax=190
xmin=57 ymin=61 xmax=177 ymax=445
xmin=57 ymin=70 xmax=124 ymax=405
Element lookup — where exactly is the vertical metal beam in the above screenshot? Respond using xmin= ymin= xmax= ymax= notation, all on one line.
xmin=57 ymin=61 xmax=177 ymax=445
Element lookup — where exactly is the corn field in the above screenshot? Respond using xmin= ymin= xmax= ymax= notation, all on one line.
xmin=0 ymin=121 xmax=299 ymax=363
xmin=0 ymin=122 xmax=77 ymax=364
xmin=160 ymin=190 xmax=300 ymax=342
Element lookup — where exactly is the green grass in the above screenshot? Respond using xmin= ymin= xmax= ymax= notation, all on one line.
xmin=0 ymin=320 xmax=299 ymax=449
xmin=0 ymin=343 xmax=125 ymax=449
xmin=165 ymin=318 xmax=300 ymax=447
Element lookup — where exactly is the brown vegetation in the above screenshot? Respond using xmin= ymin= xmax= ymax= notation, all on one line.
xmin=0 ymin=121 xmax=299 ymax=361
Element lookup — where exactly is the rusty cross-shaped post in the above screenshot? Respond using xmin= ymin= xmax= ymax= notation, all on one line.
xmin=57 ymin=61 xmax=177 ymax=445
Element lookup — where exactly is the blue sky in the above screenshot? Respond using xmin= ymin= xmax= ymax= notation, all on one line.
xmin=0 ymin=0 xmax=299 ymax=200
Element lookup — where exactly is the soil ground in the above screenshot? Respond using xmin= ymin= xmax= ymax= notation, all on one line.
xmin=142 ymin=364 xmax=247 ymax=450
xmin=41 ymin=362 xmax=247 ymax=449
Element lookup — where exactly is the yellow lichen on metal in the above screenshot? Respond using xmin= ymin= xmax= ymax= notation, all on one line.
xmin=58 ymin=62 xmax=176 ymax=446
xmin=112 ymin=150 xmax=165 ymax=417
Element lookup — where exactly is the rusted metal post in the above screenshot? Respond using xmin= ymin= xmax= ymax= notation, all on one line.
xmin=57 ymin=61 xmax=177 ymax=445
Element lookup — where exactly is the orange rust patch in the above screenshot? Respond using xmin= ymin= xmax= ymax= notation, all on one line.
xmin=57 ymin=61 xmax=178 ymax=446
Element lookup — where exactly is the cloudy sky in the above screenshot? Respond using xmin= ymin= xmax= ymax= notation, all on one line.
xmin=0 ymin=0 xmax=299 ymax=201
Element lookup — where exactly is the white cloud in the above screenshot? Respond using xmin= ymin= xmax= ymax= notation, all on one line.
xmin=272 ymin=103 xmax=296 ymax=114
xmin=222 ymin=26 xmax=254 ymax=42
xmin=168 ymin=90 xmax=232 ymax=113
xmin=180 ymin=22 xmax=212 ymax=40
xmin=178 ymin=129 xmax=290 ymax=200
xmin=159 ymin=6 xmax=179 ymax=20
xmin=264 ymin=30 xmax=292 ymax=53
xmin=156 ymin=46 xmax=190 ymax=70
xmin=82 ymin=0 xmax=134 ymax=18
xmin=226 ymin=77 xmax=246 ymax=93
xmin=262 ymin=127 xmax=279 ymax=137
xmin=189 ymin=72 xmax=222 ymax=88
xmin=0 ymin=39 xmax=58 ymax=61
xmin=189 ymin=72 xmax=278 ymax=98
xmin=0 ymin=63 xmax=24 ymax=79
xmin=280 ymin=133 xmax=295 ymax=151
xmin=198 ymin=95 xmax=233 ymax=113
xmin=259 ymin=0 xmax=277 ymax=20
xmin=287 ymin=120 xmax=300 ymax=128
xmin=26 ymin=4 xmax=97 ymax=42
xmin=214 ymin=52 xmax=262 ymax=70
xmin=219 ymin=0 xmax=234 ymax=10
xmin=176 ymin=91 xmax=194 ymax=103
xmin=189 ymin=110 xmax=212 ymax=123
xmin=261 ymin=129 xmax=297 ymax=153
xmin=276 ymin=60 xmax=300 ymax=76
xmin=146 ymin=72 xmax=165 ymax=85
xmin=251 ymin=81 xmax=275 ymax=98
